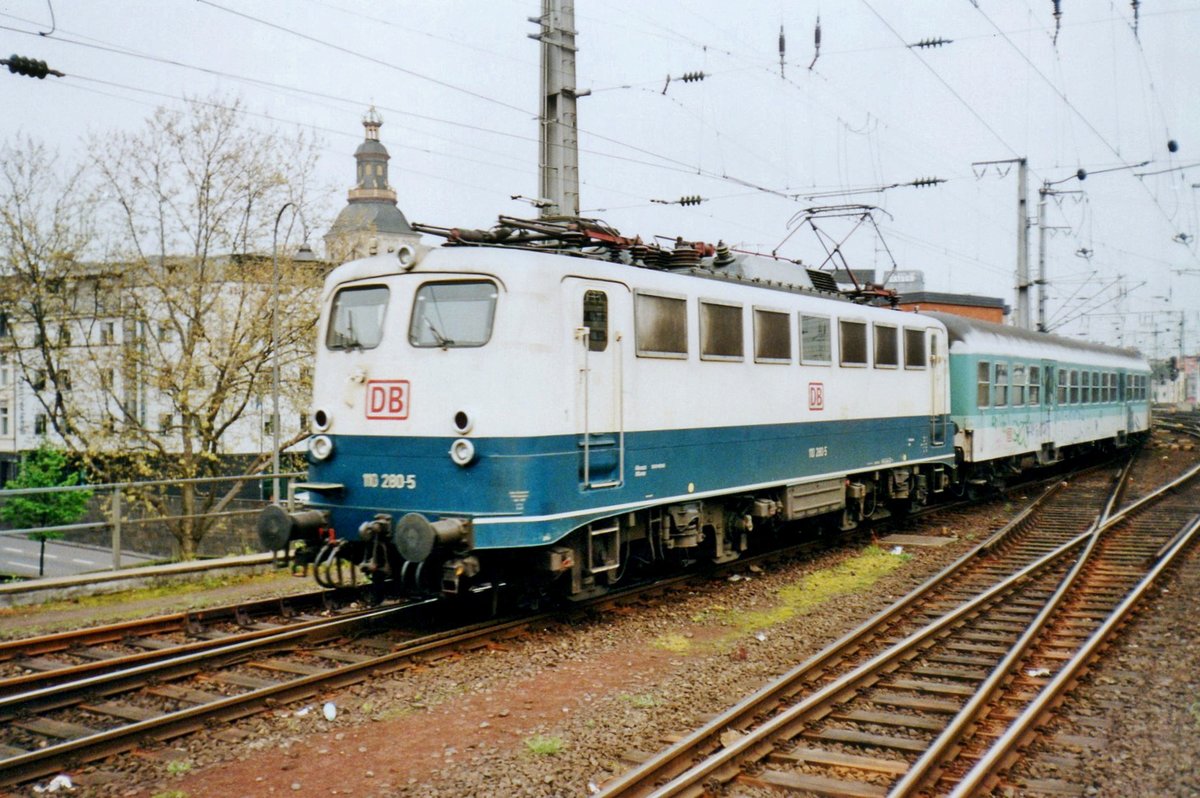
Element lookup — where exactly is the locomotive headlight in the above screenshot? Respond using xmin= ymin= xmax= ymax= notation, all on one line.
xmin=312 ymin=408 xmax=331 ymax=432
xmin=449 ymin=437 xmax=476 ymax=467
xmin=309 ymin=434 xmax=334 ymax=461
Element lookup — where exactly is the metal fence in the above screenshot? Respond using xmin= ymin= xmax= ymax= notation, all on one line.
xmin=0 ymin=471 xmax=306 ymax=569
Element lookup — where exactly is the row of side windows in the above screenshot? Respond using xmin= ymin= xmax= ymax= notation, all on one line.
xmin=629 ymin=292 xmax=929 ymax=368
xmin=976 ymin=362 xmax=1145 ymax=408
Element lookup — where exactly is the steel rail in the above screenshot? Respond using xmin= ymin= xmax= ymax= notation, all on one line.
xmin=887 ymin=457 xmax=1134 ymax=796
xmin=593 ymin=480 xmax=1066 ymax=797
xmin=637 ymin=525 xmax=1097 ymax=798
xmin=949 ymin=512 xmax=1200 ymax=797
xmin=0 ymin=592 xmax=379 ymax=695
xmin=616 ymin=457 xmax=1200 ymax=798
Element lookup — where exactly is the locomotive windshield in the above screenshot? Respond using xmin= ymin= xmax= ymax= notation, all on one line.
xmin=409 ymin=280 xmax=498 ymax=348
xmin=327 ymin=285 xmax=389 ymax=350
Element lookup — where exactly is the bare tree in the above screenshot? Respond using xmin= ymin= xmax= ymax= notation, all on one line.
xmin=1 ymin=97 xmax=328 ymax=558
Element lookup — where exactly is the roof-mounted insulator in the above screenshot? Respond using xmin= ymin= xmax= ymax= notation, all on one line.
xmin=907 ymin=37 xmax=953 ymax=49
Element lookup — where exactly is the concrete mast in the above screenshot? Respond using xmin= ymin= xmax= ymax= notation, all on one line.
xmin=531 ymin=0 xmax=581 ymax=218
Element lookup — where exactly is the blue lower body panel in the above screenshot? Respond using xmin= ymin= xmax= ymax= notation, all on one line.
xmin=307 ymin=415 xmax=954 ymax=549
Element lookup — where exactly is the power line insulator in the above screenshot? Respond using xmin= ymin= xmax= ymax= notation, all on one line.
xmin=679 ymin=194 xmax=703 ymax=206
xmin=680 ymin=71 xmax=706 ymax=83
xmin=1 ymin=54 xmax=64 ymax=79
xmin=910 ymin=177 xmax=946 ymax=189
xmin=907 ymin=37 xmax=953 ymax=49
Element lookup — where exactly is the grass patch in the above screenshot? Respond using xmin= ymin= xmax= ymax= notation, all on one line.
xmin=721 ymin=544 xmax=911 ymax=637
xmin=151 ymin=792 xmax=188 ymax=798
xmin=524 ymin=734 xmax=565 ymax=755
xmin=165 ymin=760 xmax=192 ymax=777
xmin=650 ymin=632 xmax=692 ymax=653
xmin=620 ymin=693 xmax=658 ymax=708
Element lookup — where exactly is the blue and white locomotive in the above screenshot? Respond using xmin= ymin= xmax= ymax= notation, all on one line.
xmin=259 ymin=218 xmax=1150 ymax=600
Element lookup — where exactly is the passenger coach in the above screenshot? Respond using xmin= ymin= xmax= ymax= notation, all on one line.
xmin=929 ymin=312 xmax=1151 ymax=485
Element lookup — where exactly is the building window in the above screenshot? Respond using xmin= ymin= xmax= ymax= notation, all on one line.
xmin=839 ymin=320 xmax=867 ymax=366
xmin=753 ymin=308 xmax=791 ymax=363
xmin=634 ymin=292 xmax=687 ymax=358
xmin=977 ymin=361 xmax=991 ymax=408
xmin=159 ymin=413 xmax=173 ymax=433
xmin=59 ymin=325 xmax=71 ymax=346
xmin=699 ymin=300 xmax=743 ymax=361
xmin=34 ymin=413 xmax=47 ymax=435
xmin=0 ymin=313 xmax=8 ymax=337
xmin=873 ymin=324 xmax=898 ymax=368
xmin=58 ymin=369 xmax=71 ymax=391
xmin=582 ymin=290 xmax=608 ymax=352
xmin=0 ymin=405 xmax=8 ymax=436
xmin=101 ymin=322 xmax=115 ymax=345
xmin=904 ymin=328 xmax=927 ymax=369
xmin=32 ymin=369 xmax=46 ymax=391
xmin=799 ymin=315 xmax=831 ymax=365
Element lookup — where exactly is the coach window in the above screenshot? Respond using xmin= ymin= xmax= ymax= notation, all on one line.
xmin=1070 ymin=369 xmax=1080 ymax=404
xmin=800 ymin=315 xmax=831 ymax=365
xmin=635 ymin=291 xmax=688 ymax=358
xmin=1101 ymin=372 xmax=1110 ymax=402
xmin=1058 ymin=369 xmax=1068 ymax=404
xmin=409 ymin=281 xmax=498 ymax=348
xmin=839 ymin=320 xmax=868 ymax=367
xmin=1092 ymin=371 xmax=1101 ymax=403
xmin=700 ymin=300 xmax=744 ymax=361
xmin=994 ymin=362 xmax=1009 ymax=407
xmin=1012 ymin=364 xmax=1026 ymax=406
xmin=1081 ymin=371 xmax=1091 ymax=404
xmin=753 ymin=308 xmax=791 ymax=363
xmin=873 ymin=324 xmax=898 ymax=368
xmin=582 ymin=290 xmax=608 ymax=352
xmin=327 ymin=285 xmax=389 ymax=350
xmin=977 ymin=361 xmax=991 ymax=408
xmin=1029 ymin=365 xmax=1041 ymax=405
xmin=904 ymin=328 xmax=927 ymax=369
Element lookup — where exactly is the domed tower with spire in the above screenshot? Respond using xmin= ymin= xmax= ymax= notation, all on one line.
xmin=323 ymin=107 xmax=420 ymax=263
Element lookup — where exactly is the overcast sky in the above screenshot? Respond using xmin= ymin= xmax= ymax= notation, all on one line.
xmin=3 ymin=0 xmax=1198 ymax=355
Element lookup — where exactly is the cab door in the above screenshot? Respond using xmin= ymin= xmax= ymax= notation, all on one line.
xmin=565 ymin=278 xmax=629 ymax=489
xmin=929 ymin=328 xmax=948 ymax=446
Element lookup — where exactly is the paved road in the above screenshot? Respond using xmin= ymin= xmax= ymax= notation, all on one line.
xmin=0 ymin=535 xmax=157 ymax=579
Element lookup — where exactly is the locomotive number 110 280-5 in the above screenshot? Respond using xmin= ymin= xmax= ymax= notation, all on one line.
xmin=362 ymin=473 xmax=418 ymax=489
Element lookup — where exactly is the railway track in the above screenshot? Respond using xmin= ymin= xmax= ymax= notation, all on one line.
xmin=597 ymin=444 xmax=1200 ymax=797
xmin=0 ymin=492 xmax=985 ymax=789
xmin=0 ymin=456 xmax=1133 ymax=789
xmin=0 ymin=588 xmax=369 ymax=694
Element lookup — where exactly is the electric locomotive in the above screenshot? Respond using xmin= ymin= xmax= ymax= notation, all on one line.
xmin=259 ymin=218 xmax=961 ymax=600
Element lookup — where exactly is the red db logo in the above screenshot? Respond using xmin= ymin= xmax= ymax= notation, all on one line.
xmin=366 ymin=380 xmax=410 ymax=420
xmin=808 ymin=382 xmax=824 ymax=411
